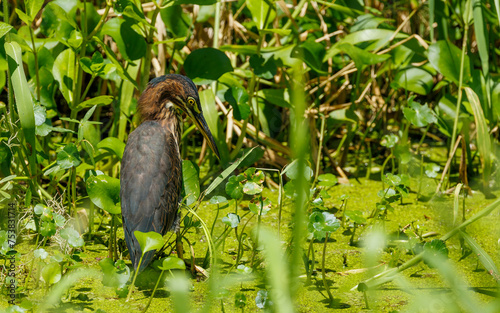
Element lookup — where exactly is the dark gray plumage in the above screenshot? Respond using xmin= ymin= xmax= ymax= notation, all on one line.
xmin=120 ymin=74 xmax=219 ymax=271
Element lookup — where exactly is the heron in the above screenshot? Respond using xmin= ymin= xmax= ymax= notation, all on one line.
xmin=120 ymin=74 xmax=220 ymax=271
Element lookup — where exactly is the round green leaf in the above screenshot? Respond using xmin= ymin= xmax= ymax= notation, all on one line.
xmin=100 ymin=17 xmax=147 ymax=61
xmin=97 ymin=137 xmax=125 ymax=160
xmin=184 ymin=48 xmax=233 ymax=84
xmin=428 ymin=40 xmax=471 ymax=86
xmin=235 ymin=292 xmax=247 ymax=308
xmin=225 ymin=175 xmax=245 ymax=200
xmin=392 ymin=67 xmax=434 ymax=95
xmin=34 ymin=248 xmax=48 ymax=260
xmin=86 ymin=174 xmax=121 ymax=214
xmin=56 ymin=143 xmax=81 ymax=169
xmin=402 ymin=98 xmax=437 ymax=127
xmin=159 ymin=256 xmax=186 ymax=271
xmin=133 ymin=231 xmax=164 ymax=255
xmin=210 ymin=196 xmax=228 ymax=205
xmin=317 ymin=173 xmax=338 ymax=187
xmin=243 ymin=181 xmax=263 ymax=195
xmin=41 ymin=262 xmax=61 ymax=285
xmin=222 ymin=213 xmax=240 ymax=228
xmin=60 ymin=227 xmax=84 ymax=248
xmin=99 ymin=258 xmax=131 ymax=288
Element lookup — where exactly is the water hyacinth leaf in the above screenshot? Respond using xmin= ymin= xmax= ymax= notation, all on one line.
xmin=134 ymin=231 xmax=164 ymax=255
xmin=182 ymin=160 xmax=200 ymax=206
xmin=317 ymin=173 xmax=338 ymax=187
xmin=60 ymin=227 xmax=84 ymax=248
xmin=225 ymin=175 xmax=245 ymax=200
xmin=392 ymin=67 xmax=434 ymax=95
xmin=246 ymin=0 xmax=276 ymax=29
xmin=159 ymin=256 xmax=186 ymax=271
xmin=184 ymin=48 xmax=233 ymax=84
xmin=97 ymin=137 xmax=125 ymax=160
xmin=86 ymin=174 xmax=121 ymax=214
xmin=428 ymin=40 xmax=471 ymax=86
xmin=41 ymin=262 xmax=62 ymax=285
xmin=99 ymin=258 xmax=130 ymax=288
xmin=222 ymin=213 xmax=240 ymax=228
xmin=403 ymin=98 xmax=437 ymax=127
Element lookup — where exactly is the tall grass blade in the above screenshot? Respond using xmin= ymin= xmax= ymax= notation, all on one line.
xmin=257 ymin=228 xmax=295 ymax=313
xmin=422 ymin=253 xmax=484 ymax=312
xmin=201 ymin=146 xmax=258 ymax=197
xmin=453 ymin=183 xmax=463 ymax=226
xmin=472 ymin=0 xmax=489 ymax=75
xmin=464 ymin=87 xmax=492 ymax=188
xmin=429 ymin=0 xmax=435 ymax=42
xmin=5 ymin=41 xmax=37 ymax=175
xmin=289 ymin=63 xmax=309 ymax=297
xmin=168 ymin=275 xmax=191 ymax=313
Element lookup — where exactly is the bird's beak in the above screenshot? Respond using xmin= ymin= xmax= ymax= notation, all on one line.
xmin=192 ymin=113 xmax=220 ymax=160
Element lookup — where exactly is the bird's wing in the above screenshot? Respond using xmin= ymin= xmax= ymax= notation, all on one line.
xmin=120 ymin=121 xmax=182 ymax=270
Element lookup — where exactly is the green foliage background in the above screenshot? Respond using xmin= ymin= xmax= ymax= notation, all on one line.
xmin=1 ymin=0 xmax=500 ymax=312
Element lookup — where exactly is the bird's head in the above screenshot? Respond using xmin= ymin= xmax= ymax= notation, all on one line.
xmin=138 ymin=74 xmax=220 ymax=159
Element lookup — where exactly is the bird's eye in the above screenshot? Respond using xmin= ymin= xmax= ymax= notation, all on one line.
xmin=187 ymin=97 xmax=196 ymax=106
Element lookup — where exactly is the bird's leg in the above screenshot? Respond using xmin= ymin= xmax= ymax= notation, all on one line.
xmin=176 ymin=230 xmax=184 ymax=260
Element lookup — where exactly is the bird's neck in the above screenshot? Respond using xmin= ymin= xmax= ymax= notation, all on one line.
xmin=159 ymin=107 xmax=182 ymax=147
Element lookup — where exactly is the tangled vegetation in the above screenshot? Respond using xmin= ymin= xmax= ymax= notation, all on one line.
xmin=1 ymin=0 xmax=500 ymax=312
